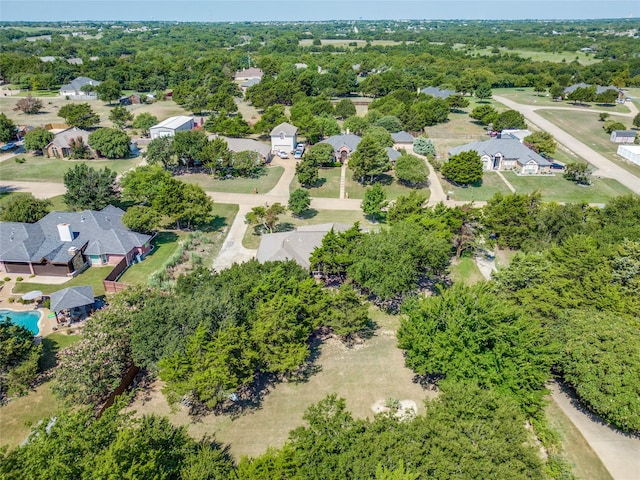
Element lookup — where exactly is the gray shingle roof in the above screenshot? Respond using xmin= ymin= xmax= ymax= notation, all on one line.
xmin=59 ymin=76 xmax=100 ymax=93
xmin=50 ymin=286 xmax=94 ymax=312
xmin=0 ymin=206 xmax=151 ymax=264
xmin=449 ymin=138 xmax=551 ymax=166
xmin=256 ymin=223 xmax=351 ymax=268
xmin=48 ymin=127 xmax=90 ymax=149
xmin=612 ymin=130 xmax=636 ymax=138
xmin=270 ymin=122 xmax=298 ymax=136
xmin=319 ymin=134 xmax=362 ymax=152
xmin=391 ymin=131 xmax=414 ymax=143
xmin=386 ymin=147 xmax=401 ymax=162
xmin=420 ymin=86 xmax=457 ymax=98
xmin=208 ymin=135 xmax=272 ymax=158
xmin=241 ymin=78 xmax=261 ymax=88
xmin=563 ymin=83 xmax=620 ymax=95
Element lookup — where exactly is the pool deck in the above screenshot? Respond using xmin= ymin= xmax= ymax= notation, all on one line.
xmin=0 ymin=274 xmax=81 ymax=337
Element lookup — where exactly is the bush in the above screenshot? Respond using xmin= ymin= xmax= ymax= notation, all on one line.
xmin=16 ymin=277 xmax=23 ymax=282
xmin=14 ymin=157 xmax=26 ymax=164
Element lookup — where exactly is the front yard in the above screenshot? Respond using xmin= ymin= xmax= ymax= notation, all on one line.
xmin=180 ymin=166 xmax=284 ymax=194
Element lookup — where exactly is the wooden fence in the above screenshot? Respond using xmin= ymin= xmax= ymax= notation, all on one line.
xmin=98 ymin=365 xmax=140 ymax=417
xmin=103 ymin=257 xmax=130 ymax=294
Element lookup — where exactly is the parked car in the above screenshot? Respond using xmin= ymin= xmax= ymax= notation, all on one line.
xmin=0 ymin=142 xmax=17 ymax=151
xmin=550 ymin=162 xmax=565 ymax=170
xmin=277 ymin=150 xmax=289 ymax=159
xmin=294 ymin=150 xmax=303 ymax=160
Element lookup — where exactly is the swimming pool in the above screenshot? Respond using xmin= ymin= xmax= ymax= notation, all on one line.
xmin=0 ymin=309 xmax=41 ymax=335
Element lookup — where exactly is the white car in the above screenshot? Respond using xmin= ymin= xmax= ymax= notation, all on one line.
xmin=277 ymin=150 xmax=289 ymax=159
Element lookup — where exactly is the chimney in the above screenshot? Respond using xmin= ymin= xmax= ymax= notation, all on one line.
xmin=57 ymin=223 xmax=73 ymax=242
xmin=68 ymin=246 xmax=78 ymax=256
xmin=346 ymin=128 xmax=350 ymax=135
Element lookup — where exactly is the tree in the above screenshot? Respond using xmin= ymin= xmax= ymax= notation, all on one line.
xmin=323 ymin=284 xmax=370 ymax=343
xmin=373 ymin=115 xmax=403 ymax=133
xmin=599 ymin=112 xmax=610 ymax=122
xmin=343 ymin=115 xmax=370 ymax=136
xmin=253 ymin=104 xmax=288 ymax=135
xmin=200 ymin=137 xmax=231 ymax=175
xmin=494 ymin=109 xmax=526 ymax=131
xmin=68 ymin=136 xmax=91 ymax=159
xmin=564 ymin=162 xmax=593 ymax=185
xmin=398 ymin=283 xmax=550 ymax=414
xmin=387 ymin=190 xmax=427 ymax=224
xmin=446 ymin=94 xmax=469 ymax=111
xmin=58 ymin=103 xmax=100 ymax=129
xmin=245 ymin=203 xmax=286 ymax=234
xmin=96 ymin=79 xmax=122 ymax=104
xmin=0 ymin=112 xmax=18 ymax=142
xmin=567 ymin=85 xmax=596 ymax=104
xmin=0 ymin=193 xmax=51 ymax=223
xmin=603 ymin=120 xmax=626 ymax=134
xmin=595 ymin=89 xmax=619 ymax=104
xmin=108 ymin=105 xmax=133 ymax=129
xmin=132 ymin=112 xmax=158 ymax=137
xmin=474 ymin=83 xmax=493 ymax=101
xmin=483 ymin=192 xmax=541 ymax=249
xmin=349 ymin=135 xmax=391 ymax=184
xmin=470 ymin=104 xmax=498 ymax=126
xmin=63 ymin=163 xmax=119 ymax=210
xmin=121 ymin=205 xmax=160 ymax=234
xmin=523 ymin=131 xmax=557 ymax=156
xmin=412 ymin=136 xmax=435 ymax=156
xmin=296 ymin=157 xmax=320 ymax=187
xmin=288 ymin=188 xmax=311 ymax=217
xmin=172 ymin=129 xmax=208 ymax=166
xmin=23 ymin=127 xmax=53 ymax=155
xmin=363 ymin=125 xmax=394 ymax=147
xmin=13 ymin=94 xmax=43 ymax=114
xmin=145 ymin=135 xmax=176 ymax=170
xmin=305 ymin=142 xmax=336 ymax=166
xmin=441 ymin=150 xmax=483 ymax=186
xmin=88 ymin=128 xmax=131 ymax=159
xmin=633 ymin=112 xmax=640 ymax=129
xmin=231 ymin=150 xmax=262 ymax=176
xmin=549 ymin=84 xmax=565 ymax=100
xmin=395 ymin=154 xmax=429 ymax=186
xmin=361 ymin=184 xmax=388 ymax=221
xmin=120 ymin=165 xmax=172 ymax=204
xmin=334 ymin=98 xmax=356 ymax=119
xmin=0 ymin=318 xmax=41 ymax=399
xmin=152 ymin=179 xmax=214 ymax=229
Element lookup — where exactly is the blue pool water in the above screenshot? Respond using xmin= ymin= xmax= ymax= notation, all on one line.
xmin=0 ymin=309 xmax=41 ymax=335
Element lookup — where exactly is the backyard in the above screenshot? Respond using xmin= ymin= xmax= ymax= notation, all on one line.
xmin=12 ymin=266 xmax=113 ymax=297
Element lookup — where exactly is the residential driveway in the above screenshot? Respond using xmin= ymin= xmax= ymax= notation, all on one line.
xmin=549 ymin=381 xmax=640 ymax=480
xmin=211 ymin=204 xmax=256 ymax=272
xmin=493 ymin=95 xmax=640 ymax=194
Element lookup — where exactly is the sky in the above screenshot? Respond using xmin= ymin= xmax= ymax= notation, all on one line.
xmin=1 ymin=0 xmax=639 ymax=22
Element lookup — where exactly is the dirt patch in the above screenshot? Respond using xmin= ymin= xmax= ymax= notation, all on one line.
xmin=371 ymin=399 xmax=418 ymax=419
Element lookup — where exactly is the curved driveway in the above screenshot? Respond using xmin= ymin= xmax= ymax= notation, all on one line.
xmin=493 ymin=95 xmax=640 ymax=194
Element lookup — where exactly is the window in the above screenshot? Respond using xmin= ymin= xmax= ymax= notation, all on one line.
xmin=279 ymin=132 xmax=284 ymax=140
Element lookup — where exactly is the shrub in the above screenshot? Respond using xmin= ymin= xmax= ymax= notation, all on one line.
xmin=14 ymin=157 xmax=26 ymax=164
xmin=16 ymin=277 xmax=23 ymax=282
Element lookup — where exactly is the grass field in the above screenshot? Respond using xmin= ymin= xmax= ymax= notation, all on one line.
xmin=180 ymin=166 xmax=284 ymax=194
xmin=12 ymin=266 xmax=113 ymax=297
xmin=242 ymin=209 xmax=378 ymax=249
xmin=0 ymin=154 xmax=143 ymax=182
xmin=443 ymin=172 xmax=512 ymax=202
xmin=493 ymin=88 xmax=631 ymax=113
xmin=503 ymin=172 xmax=632 ymax=203
xmin=545 ymin=399 xmax=614 ymax=480
xmin=448 ymin=257 xmax=485 ymax=286
xmin=126 ymin=307 xmax=435 ymax=459
xmin=117 ymin=231 xmax=185 ymax=284
xmin=298 ymin=39 xmax=411 ymax=48
xmin=290 ymin=166 xmax=343 ymax=198
xmin=535 ymin=109 xmax=640 ymax=178
xmin=454 ymin=45 xmax=601 ymax=65
xmin=344 ymin=168 xmax=430 ymax=201
xmin=0 ymin=332 xmax=81 ymax=450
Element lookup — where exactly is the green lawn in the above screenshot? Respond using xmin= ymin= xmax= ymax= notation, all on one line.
xmin=0 ymin=192 xmax=70 ymax=212
xmin=180 ymin=166 xmax=284 ymax=194
xmin=243 ymin=209 xmax=379 ymax=249
xmin=493 ymin=87 xmax=630 ymax=113
xmin=127 ymin=307 xmax=434 ymax=459
xmin=12 ymin=266 xmax=113 ymax=297
xmin=117 ymin=231 xmax=185 ymax=284
xmin=455 ymin=46 xmax=601 ymax=65
xmin=535 ymin=109 xmax=640 ymax=178
xmin=503 ymin=172 xmax=632 ymax=203
xmin=0 ymin=154 xmax=143 ymax=182
xmin=345 ymin=168 xmax=430 ymax=201
xmin=448 ymin=257 xmax=485 ymax=286
xmin=443 ymin=172 xmax=512 ymax=202
xmin=0 ymin=332 xmax=81 ymax=451
xmin=290 ymin=166 xmax=342 ymax=198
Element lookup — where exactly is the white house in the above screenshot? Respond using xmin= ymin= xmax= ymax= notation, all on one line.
xmin=610 ymin=130 xmax=636 ymax=144
xmin=270 ymin=122 xmax=298 ymax=152
xmin=149 ymin=116 xmax=194 ymax=139
xmin=233 ymin=68 xmax=264 ymax=82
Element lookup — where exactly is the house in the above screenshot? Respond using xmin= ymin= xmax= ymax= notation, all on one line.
xmin=320 ymin=133 xmax=400 ymax=164
xmin=610 ymin=130 xmax=636 ymax=144
xmin=0 ymin=206 xmax=153 ymax=277
xmin=617 ymin=145 xmax=640 ymax=166
xmin=233 ymin=67 xmax=264 ymax=82
xmin=270 ymin=122 xmax=298 ymax=153
xmin=391 ymin=131 xmax=414 ymax=145
xmin=256 ymin=223 xmax=351 ymax=269
xmin=563 ymin=83 xmax=621 ymax=98
xmin=501 ymin=129 xmax=532 ymax=142
xmin=419 ymin=86 xmax=457 ymax=99
xmin=45 ymin=127 xmax=93 ymax=159
xmin=240 ymin=77 xmax=261 ymax=93
xmin=149 ymin=116 xmax=194 ymax=139
xmin=59 ymin=76 xmax=101 ymax=98
xmin=449 ymin=137 xmax=552 ymax=174
xmin=209 ymin=135 xmax=273 ymax=163
xmin=319 ymin=134 xmax=362 ymax=162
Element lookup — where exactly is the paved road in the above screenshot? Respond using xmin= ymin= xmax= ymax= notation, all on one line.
xmin=493 ymin=95 xmax=640 ymax=194
xmin=549 ymin=382 xmax=640 ymax=480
